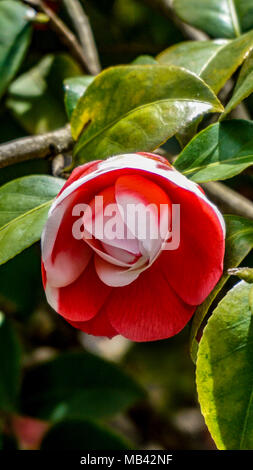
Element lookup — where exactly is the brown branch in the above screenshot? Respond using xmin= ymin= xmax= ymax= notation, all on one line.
xmin=0 ymin=126 xmax=74 ymax=169
xmin=24 ymin=0 xmax=94 ymax=74
xmin=136 ymin=0 xmax=208 ymax=40
xmin=63 ymin=0 xmax=101 ymax=75
xmin=203 ymin=181 xmax=253 ymax=220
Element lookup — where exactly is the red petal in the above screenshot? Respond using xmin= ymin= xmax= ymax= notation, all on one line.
xmin=104 ymin=263 xmax=195 ymax=341
xmin=67 ymin=309 xmax=117 ymax=339
xmin=57 ymin=260 xmax=112 ymax=322
xmin=57 ymin=161 xmax=102 ymax=197
xmin=157 ymin=186 xmax=225 ymax=305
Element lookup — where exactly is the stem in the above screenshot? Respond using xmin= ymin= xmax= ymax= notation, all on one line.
xmin=63 ymin=0 xmax=101 ymax=75
xmin=0 ymin=126 xmax=74 ymax=169
xmin=23 ymin=0 xmax=94 ymax=74
xmin=203 ymin=181 xmax=253 ymax=220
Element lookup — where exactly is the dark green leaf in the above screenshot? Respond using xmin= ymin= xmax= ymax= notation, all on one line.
xmin=20 ymin=352 xmax=145 ymax=422
xmin=71 ymin=65 xmax=223 ymax=164
xmin=190 ymin=215 xmax=253 ymax=362
xmin=157 ymin=31 xmax=253 ymax=94
xmin=223 ymin=50 xmax=253 ymax=117
xmin=0 ymin=245 xmax=41 ymax=316
xmin=0 ymin=1 xmax=34 ymax=98
xmin=0 ymin=175 xmax=65 ymax=265
xmin=0 ymin=313 xmax=21 ymax=412
xmin=41 ymin=420 xmax=130 ymax=450
xmin=174 ymin=120 xmax=253 ymax=182
xmin=196 ymin=281 xmax=253 ymax=449
xmin=7 ymin=54 xmax=82 ymax=134
xmin=64 ymin=76 xmax=94 ymax=119
xmin=173 ymin=0 xmax=253 ymax=38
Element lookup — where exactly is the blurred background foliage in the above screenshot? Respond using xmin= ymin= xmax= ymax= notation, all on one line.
xmin=0 ymin=0 xmax=252 ymax=450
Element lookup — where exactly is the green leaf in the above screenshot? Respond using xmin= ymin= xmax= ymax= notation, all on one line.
xmin=64 ymin=76 xmax=94 ymax=119
xmin=174 ymin=120 xmax=253 ymax=183
xmin=41 ymin=420 xmax=130 ymax=450
xmin=0 ymin=1 xmax=34 ymax=99
xmin=0 ymin=175 xmax=65 ymax=265
xmin=223 ymin=50 xmax=253 ymax=118
xmin=0 ymin=313 xmax=21 ymax=412
xmin=71 ymin=65 xmax=223 ymax=164
xmin=173 ymin=0 xmax=253 ymax=38
xmin=20 ymin=352 xmax=145 ymax=422
xmin=7 ymin=54 xmax=82 ymax=134
xmin=190 ymin=215 xmax=253 ymax=362
xmin=157 ymin=31 xmax=253 ymax=95
xmin=196 ymin=281 xmax=253 ymax=449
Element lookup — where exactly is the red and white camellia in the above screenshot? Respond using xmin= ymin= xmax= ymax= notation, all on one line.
xmin=41 ymin=153 xmax=225 ymax=342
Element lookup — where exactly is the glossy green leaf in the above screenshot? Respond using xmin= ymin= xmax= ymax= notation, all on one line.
xmin=173 ymin=0 xmax=253 ymax=38
xmin=0 ymin=175 xmax=64 ymax=265
xmin=197 ymin=281 xmax=253 ymax=449
xmin=0 ymin=1 xmax=34 ymax=99
xmin=41 ymin=420 xmax=130 ymax=450
xmin=7 ymin=54 xmax=81 ymax=134
xmin=157 ymin=31 xmax=253 ymax=95
xmin=174 ymin=120 xmax=253 ymax=183
xmin=71 ymin=65 xmax=223 ymax=164
xmin=223 ymin=50 xmax=253 ymax=117
xmin=190 ymin=215 xmax=253 ymax=362
xmin=64 ymin=76 xmax=94 ymax=119
xmin=0 ymin=313 xmax=21 ymax=412
xmin=20 ymin=352 xmax=145 ymax=422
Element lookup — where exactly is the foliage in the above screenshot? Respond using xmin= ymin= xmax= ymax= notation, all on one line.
xmin=0 ymin=0 xmax=252 ymax=451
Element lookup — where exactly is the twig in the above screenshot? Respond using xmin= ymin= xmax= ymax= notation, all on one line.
xmin=23 ymin=0 xmax=94 ymax=74
xmin=136 ymin=0 xmax=208 ymax=41
xmin=63 ymin=0 xmax=101 ymax=75
xmin=0 ymin=126 xmax=74 ymax=169
xmin=203 ymin=181 xmax=253 ymax=220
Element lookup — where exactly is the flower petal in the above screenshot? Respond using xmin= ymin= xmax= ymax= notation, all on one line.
xmin=103 ymin=263 xmax=195 ymax=341
xmin=67 ymin=310 xmax=117 ymax=339
xmin=158 ymin=187 xmax=225 ymax=305
xmin=46 ymin=260 xmax=112 ymax=322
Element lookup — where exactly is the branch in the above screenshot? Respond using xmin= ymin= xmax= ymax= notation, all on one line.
xmin=63 ymin=0 xmax=101 ymax=75
xmin=24 ymin=0 xmax=94 ymax=74
xmin=137 ymin=0 xmax=208 ymax=40
xmin=203 ymin=182 xmax=253 ymax=220
xmin=0 ymin=126 xmax=74 ymax=169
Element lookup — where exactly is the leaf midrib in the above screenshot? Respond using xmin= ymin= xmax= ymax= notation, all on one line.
xmin=75 ymin=97 xmax=220 ymax=153
xmin=0 ymin=198 xmax=53 ymax=234
xmin=182 ymin=153 xmax=253 ymax=176
xmin=228 ymin=0 xmax=241 ymax=37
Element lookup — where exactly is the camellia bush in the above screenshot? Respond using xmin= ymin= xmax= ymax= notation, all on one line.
xmin=0 ymin=0 xmax=253 ymax=451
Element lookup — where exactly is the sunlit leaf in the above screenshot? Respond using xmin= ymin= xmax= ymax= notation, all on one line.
xmin=71 ymin=65 xmax=223 ymax=164
xmin=197 ymin=281 xmax=253 ymax=449
xmin=190 ymin=216 xmax=253 ymax=362
xmin=157 ymin=31 xmax=253 ymax=94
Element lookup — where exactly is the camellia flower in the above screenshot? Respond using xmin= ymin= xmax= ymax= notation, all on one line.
xmin=41 ymin=153 xmax=225 ymax=341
